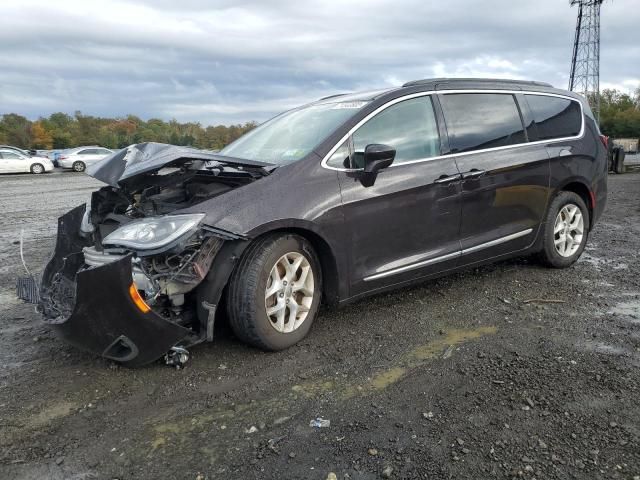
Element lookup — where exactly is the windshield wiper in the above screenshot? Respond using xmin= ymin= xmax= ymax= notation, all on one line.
xmin=204 ymin=154 xmax=277 ymax=177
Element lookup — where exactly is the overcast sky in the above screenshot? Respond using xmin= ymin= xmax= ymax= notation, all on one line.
xmin=1 ymin=0 xmax=638 ymax=125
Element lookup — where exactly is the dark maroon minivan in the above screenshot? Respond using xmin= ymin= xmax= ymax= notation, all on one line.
xmin=35 ymin=78 xmax=607 ymax=366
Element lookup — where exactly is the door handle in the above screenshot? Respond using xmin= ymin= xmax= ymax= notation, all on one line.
xmin=434 ymin=173 xmax=462 ymax=184
xmin=461 ymin=169 xmax=485 ymax=179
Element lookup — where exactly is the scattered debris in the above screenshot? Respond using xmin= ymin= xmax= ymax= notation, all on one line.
xmin=422 ymin=411 xmax=434 ymax=419
xmin=523 ymin=298 xmax=566 ymax=304
xmin=326 ymin=473 xmax=337 ymax=480
xmin=309 ymin=417 xmax=330 ymax=428
xmin=273 ymin=416 xmax=290 ymax=425
xmin=245 ymin=426 xmax=258 ymax=434
xmin=368 ymin=447 xmax=378 ymax=456
xmin=164 ymin=346 xmax=190 ymax=369
xmin=442 ymin=345 xmax=455 ymax=359
xmin=382 ymin=465 xmax=393 ymax=478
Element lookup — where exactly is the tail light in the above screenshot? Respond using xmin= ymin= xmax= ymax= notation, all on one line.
xmin=58 ymin=155 xmax=67 ymax=160
xmin=599 ymin=135 xmax=608 ymax=149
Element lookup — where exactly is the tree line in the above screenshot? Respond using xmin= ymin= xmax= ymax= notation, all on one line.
xmin=1 ymin=87 xmax=639 ymax=151
xmin=599 ymin=88 xmax=640 ymax=138
xmin=0 ymin=111 xmax=257 ymax=151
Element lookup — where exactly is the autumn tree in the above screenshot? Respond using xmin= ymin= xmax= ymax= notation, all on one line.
xmin=30 ymin=121 xmax=54 ymax=149
xmin=0 ymin=111 xmax=257 ymax=150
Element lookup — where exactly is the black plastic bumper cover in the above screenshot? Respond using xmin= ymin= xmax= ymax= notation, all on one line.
xmin=40 ymin=205 xmax=193 ymax=367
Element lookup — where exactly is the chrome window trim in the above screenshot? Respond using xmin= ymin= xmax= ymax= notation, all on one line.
xmin=363 ymin=228 xmax=533 ymax=282
xmin=321 ymin=89 xmax=585 ymax=172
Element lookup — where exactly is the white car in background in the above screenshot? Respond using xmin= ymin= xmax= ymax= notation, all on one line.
xmin=58 ymin=146 xmax=114 ymax=172
xmin=0 ymin=148 xmax=54 ymax=174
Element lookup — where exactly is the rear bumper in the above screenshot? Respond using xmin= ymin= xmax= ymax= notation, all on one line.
xmin=39 ymin=205 xmax=194 ymax=367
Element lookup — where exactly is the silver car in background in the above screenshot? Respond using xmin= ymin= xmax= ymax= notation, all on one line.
xmin=58 ymin=146 xmax=114 ymax=172
xmin=0 ymin=148 xmax=54 ymax=174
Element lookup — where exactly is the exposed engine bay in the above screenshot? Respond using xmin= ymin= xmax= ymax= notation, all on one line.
xmin=80 ymin=159 xmax=256 ymax=325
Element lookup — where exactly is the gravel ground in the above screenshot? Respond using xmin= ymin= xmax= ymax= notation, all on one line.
xmin=0 ymin=169 xmax=639 ymax=480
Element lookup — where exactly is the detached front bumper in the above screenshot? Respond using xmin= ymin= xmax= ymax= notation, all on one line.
xmin=39 ymin=205 xmax=194 ymax=367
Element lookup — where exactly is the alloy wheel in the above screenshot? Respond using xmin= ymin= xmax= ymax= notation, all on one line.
xmin=264 ymin=252 xmax=314 ymax=333
xmin=31 ymin=164 xmax=44 ymax=174
xmin=554 ymin=203 xmax=584 ymax=257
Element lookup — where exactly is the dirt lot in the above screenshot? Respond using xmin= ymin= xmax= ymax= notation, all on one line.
xmin=1 ymin=170 xmax=639 ymax=480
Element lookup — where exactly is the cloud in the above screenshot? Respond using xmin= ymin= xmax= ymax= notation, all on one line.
xmin=0 ymin=0 xmax=637 ymax=125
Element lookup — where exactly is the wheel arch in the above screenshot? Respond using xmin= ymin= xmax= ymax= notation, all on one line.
xmin=252 ymin=225 xmax=340 ymax=305
xmin=555 ymin=179 xmax=594 ymax=229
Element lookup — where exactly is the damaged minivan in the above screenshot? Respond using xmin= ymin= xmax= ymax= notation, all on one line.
xmin=32 ymin=78 xmax=607 ymax=366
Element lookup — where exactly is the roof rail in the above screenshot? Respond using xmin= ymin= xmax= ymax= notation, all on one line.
xmin=317 ymin=93 xmax=348 ymax=101
xmin=402 ymin=78 xmax=553 ymax=88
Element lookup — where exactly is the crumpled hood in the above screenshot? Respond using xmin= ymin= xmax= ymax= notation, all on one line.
xmin=86 ymin=142 xmax=222 ymax=187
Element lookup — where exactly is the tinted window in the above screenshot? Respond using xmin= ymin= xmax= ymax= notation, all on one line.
xmin=352 ymin=96 xmax=440 ymax=167
xmin=78 ymin=149 xmax=93 ymax=155
xmin=525 ymin=95 xmax=582 ymax=140
xmin=1 ymin=151 xmax=21 ymax=159
xmin=440 ymin=93 xmax=526 ymax=153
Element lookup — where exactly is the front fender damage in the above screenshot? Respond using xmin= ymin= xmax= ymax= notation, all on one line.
xmin=37 ymin=204 xmax=247 ymax=367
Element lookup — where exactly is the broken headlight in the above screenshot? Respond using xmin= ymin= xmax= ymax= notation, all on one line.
xmin=103 ymin=213 xmax=205 ymax=251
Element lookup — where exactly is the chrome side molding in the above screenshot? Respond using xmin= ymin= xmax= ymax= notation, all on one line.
xmin=363 ymin=228 xmax=533 ymax=282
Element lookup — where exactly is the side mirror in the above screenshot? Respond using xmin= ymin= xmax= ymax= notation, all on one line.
xmin=363 ymin=144 xmax=395 ymax=174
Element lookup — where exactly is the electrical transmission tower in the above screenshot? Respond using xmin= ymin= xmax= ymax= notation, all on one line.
xmin=569 ymin=0 xmax=604 ymax=121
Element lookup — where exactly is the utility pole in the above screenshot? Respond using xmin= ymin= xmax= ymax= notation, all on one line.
xmin=569 ymin=0 xmax=604 ymax=121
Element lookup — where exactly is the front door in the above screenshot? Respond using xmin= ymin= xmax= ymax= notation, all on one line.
xmin=0 ymin=151 xmax=26 ymax=172
xmin=329 ymin=95 xmax=462 ymax=298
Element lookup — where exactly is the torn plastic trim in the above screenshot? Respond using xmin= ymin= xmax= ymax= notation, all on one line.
xmin=200 ymin=225 xmax=248 ymax=241
xmin=38 ymin=204 xmax=200 ymax=366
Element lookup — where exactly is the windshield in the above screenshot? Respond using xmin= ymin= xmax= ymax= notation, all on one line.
xmin=219 ymin=100 xmax=369 ymax=164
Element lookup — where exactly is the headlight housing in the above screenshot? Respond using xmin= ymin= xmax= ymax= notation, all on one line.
xmin=103 ymin=213 xmax=205 ymax=251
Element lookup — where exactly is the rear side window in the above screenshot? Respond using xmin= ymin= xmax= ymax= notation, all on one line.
xmin=525 ymin=95 xmax=582 ymax=140
xmin=352 ymin=96 xmax=440 ymax=167
xmin=439 ymin=93 xmax=526 ymax=153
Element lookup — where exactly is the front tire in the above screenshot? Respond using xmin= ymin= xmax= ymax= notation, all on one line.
xmin=72 ymin=161 xmax=86 ymax=172
xmin=30 ymin=163 xmax=44 ymax=174
xmin=226 ymin=234 xmax=322 ymax=351
xmin=538 ymin=191 xmax=590 ymax=268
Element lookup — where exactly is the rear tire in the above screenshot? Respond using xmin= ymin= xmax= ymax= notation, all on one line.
xmin=72 ymin=161 xmax=86 ymax=172
xmin=538 ymin=191 xmax=590 ymax=268
xmin=30 ymin=163 xmax=44 ymax=174
xmin=614 ymin=148 xmax=625 ymax=174
xmin=226 ymin=234 xmax=322 ymax=351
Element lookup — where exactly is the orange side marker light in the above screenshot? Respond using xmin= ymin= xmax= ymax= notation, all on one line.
xmin=129 ymin=283 xmax=151 ymax=313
